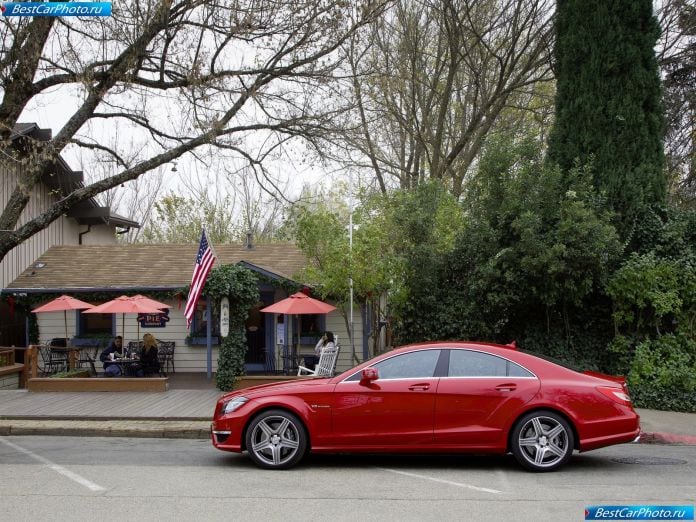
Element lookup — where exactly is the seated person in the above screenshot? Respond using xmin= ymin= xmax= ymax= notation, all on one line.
xmin=139 ymin=333 xmax=160 ymax=376
xmin=306 ymin=331 xmax=335 ymax=370
xmin=99 ymin=336 xmax=123 ymax=377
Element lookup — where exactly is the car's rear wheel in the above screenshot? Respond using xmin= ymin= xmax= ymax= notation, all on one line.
xmin=245 ymin=409 xmax=307 ymax=470
xmin=511 ymin=411 xmax=574 ymax=472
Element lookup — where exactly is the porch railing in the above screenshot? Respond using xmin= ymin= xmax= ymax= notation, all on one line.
xmin=0 ymin=348 xmax=15 ymax=367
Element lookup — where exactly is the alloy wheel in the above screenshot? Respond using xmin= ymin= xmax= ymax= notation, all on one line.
xmin=246 ymin=410 xmax=307 ymax=469
xmin=512 ymin=412 xmax=574 ymax=471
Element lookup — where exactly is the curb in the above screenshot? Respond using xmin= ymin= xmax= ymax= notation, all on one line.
xmin=2 ymin=421 xmax=695 ymax=446
xmin=0 ymin=420 xmax=211 ymax=439
xmin=639 ymin=431 xmax=696 ymax=446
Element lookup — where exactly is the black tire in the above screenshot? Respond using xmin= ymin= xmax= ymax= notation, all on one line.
xmin=510 ymin=410 xmax=574 ymax=472
xmin=245 ymin=409 xmax=308 ymax=470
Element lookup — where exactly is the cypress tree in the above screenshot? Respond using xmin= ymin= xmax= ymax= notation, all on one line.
xmin=548 ymin=0 xmax=666 ymax=233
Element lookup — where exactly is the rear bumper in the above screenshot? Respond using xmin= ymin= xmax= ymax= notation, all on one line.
xmin=579 ymin=411 xmax=641 ymax=452
xmin=580 ymin=427 xmax=641 ymax=451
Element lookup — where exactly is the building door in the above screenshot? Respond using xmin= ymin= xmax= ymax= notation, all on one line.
xmin=0 ymin=303 xmax=26 ymax=346
xmin=244 ymin=292 xmax=274 ymax=372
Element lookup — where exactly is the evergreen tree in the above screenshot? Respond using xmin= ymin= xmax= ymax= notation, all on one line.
xmin=548 ymin=0 xmax=666 ymax=233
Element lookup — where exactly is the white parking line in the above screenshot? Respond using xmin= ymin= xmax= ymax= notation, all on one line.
xmin=0 ymin=437 xmax=105 ymax=492
xmin=376 ymin=467 xmax=503 ymax=494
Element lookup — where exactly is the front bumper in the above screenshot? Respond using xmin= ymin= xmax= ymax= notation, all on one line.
xmin=210 ymin=419 xmax=243 ymax=452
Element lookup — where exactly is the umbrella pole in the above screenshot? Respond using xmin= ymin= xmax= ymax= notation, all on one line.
xmin=65 ymin=310 xmax=70 ymax=371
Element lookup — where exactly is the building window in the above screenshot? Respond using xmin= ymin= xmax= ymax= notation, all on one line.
xmin=299 ymin=314 xmax=321 ymax=338
xmin=192 ymin=299 xmax=220 ymax=337
xmin=80 ymin=312 xmax=112 ymax=335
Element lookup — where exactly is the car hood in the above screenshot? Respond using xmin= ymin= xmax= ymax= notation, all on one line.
xmin=222 ymin=377 xmax=333 ymax=400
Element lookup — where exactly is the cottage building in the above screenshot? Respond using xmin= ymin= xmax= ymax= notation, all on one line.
xmin=3 ymin=242 xmax=374 ymax=374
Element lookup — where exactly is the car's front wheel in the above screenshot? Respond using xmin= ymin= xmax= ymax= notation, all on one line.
xmin=511 ymin=410 xmax=574 ymax=472
xmin=245 ymin=409 xmax=307 ymax=469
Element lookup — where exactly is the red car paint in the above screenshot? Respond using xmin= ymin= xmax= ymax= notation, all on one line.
xmin=211 ymin=342 xmax=640 ymax=471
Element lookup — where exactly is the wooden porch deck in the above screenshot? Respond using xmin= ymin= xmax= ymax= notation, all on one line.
xmin=0 ymin=373 xmax=224 ymax=421
xmin=0 ymin=372 xmax=312 ymax=421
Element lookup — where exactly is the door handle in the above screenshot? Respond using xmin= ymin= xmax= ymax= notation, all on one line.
xmin=408 ymin=384 xmax=430 ymax=391
xmin=495 ymin=383 xmax=517 ymax=392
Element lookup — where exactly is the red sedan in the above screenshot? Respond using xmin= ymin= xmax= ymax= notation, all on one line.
xmin=211 ymin=342 xmax=640 ymax=471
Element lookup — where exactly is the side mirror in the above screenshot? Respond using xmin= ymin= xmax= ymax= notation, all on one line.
xmin=361 ymin=367 xmax=378 ymax=382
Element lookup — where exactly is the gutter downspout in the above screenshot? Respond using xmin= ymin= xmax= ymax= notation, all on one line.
xmin=78 ymin=224 xmax=92 ymax=245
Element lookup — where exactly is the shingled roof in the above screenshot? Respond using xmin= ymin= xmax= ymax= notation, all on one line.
xmin=5 ymin=243 xmax=309 ymax=293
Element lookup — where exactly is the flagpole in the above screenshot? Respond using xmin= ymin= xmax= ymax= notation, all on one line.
xmin=184 ymin=228 xmax=218 ymax=381
xmin=206 ymin=294 xmax=212 ymax=380
xmin=204 ymin=228 xmax=216 ymax=380
xmin=204 ymin=226 xmax=220 ymax=267
xmin=203 ymin=227 xmax=219 ymax=380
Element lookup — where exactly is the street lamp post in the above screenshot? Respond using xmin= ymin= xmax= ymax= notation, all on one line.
xmin=348 ymin=170 xmax=355 ymax=365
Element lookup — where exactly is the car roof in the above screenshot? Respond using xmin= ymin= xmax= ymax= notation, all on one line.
xmin=333 ymin=341 xmax=587 ymax=383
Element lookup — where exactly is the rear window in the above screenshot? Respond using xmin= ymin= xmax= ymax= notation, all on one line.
xmin=520 ymin=350 xmax=582 ymax=372
xmin=448 ymin=350 xmax=533 ymax=378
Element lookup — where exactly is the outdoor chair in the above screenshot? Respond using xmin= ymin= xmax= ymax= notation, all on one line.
xmin=157 ymin=341 xmax=175 ymax=376
xmin=127 ymin=341 xmax=143 ymax=357
xmin=77 ymin=346 xmax=100 ymax=376
xmin=38 ymin=344 xmax=67 ymax=376
xmin=297 ymin=344 xmax=340 ymax=377
xmin=280 ymin=344 xmax=298 ymax=375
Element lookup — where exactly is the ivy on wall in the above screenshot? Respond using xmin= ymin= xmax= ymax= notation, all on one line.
xmin=203 ymin=264 xmax=260 ymax=391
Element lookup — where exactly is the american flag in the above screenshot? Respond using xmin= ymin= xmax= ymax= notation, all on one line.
xmin=184 ymin=230 xmax=217 ymax=329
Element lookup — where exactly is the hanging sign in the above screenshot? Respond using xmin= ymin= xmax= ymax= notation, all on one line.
xmin=138 ymin=309 xmax=170 ymax=328
xmin=220 ymin=297 xmax=230 ymax=337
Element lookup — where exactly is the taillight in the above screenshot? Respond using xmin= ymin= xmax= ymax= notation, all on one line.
xmin=597 ymin=386 xmax=632 ymax=406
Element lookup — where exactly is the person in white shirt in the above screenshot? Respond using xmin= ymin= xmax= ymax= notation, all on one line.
xmin=307 ymin=331 xmax=335 ymax=370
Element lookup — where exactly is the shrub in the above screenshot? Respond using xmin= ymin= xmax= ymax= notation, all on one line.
xmin=627 ymin=334 xmax=696 ymax=412
xmin=51 ymin=369 xmax=91 ymax=378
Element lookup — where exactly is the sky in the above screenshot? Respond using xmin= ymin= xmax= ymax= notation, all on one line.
xmin=20 ymin=81 xmax=340 ymax=224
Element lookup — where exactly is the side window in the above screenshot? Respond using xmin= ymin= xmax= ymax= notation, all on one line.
xmin=449 ymin=350 xmax=506 ymax=376
xmin=507 ymin=361 xmax=534 ymax=377
xmin=449 ymin=350 xmax=536 ymax=377
xmin=373 ymin=350 xmax=440 ymax=379
xmin=345 ymin=350 xmax=440 ymax=381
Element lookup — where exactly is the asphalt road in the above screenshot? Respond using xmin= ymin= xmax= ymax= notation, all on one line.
xmin=0 ymin=436 xmax=694 ymax=522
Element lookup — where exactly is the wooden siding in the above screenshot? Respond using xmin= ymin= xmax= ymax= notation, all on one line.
xmin=1 ymin=163 xmax=66 ymax=289
xmin=38 ymin=297 xmax=368 ymax=374
xmin=1 ymin=163 xmax=119 ymax=289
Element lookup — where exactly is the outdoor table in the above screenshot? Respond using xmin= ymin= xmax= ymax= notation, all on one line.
xmin=108 ymin=356 xmax=142 ymax=377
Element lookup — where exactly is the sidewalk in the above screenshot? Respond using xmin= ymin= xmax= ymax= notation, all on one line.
xmin=0 ymin=387 xmax=695 ymax=443
xmin=0 ymin=372 xmax=222 ymax=439
xmin=635 ymin=408 xmax=696 ymax=446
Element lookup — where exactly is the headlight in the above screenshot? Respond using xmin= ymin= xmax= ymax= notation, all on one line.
xmin=221 ymin=396 xmax=248 ymax=415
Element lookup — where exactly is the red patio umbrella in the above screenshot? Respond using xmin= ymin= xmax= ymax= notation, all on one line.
xmin=261 ymin=292 xmax=336 ymax=371
xmin=260 ymin=292 xmax=336 ymax=315
xmin=32 ymin=295 xmax=95 ymax=344
xmin=83 ymin=296 xmax=164 ymax=351
xmin=132 ymin=294 xmax=169 ymax=310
